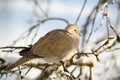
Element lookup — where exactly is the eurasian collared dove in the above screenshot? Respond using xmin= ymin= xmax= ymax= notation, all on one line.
xmin=6 ymin=24 xmax=80 ymax=71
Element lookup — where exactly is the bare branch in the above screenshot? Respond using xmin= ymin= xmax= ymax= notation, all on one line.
xmin=94 ymin=15 xmax=104 ymax=32
xmin=34 ymin=0 xmax=48 ymax=17
xmin=10 ymin=17 xmax=69 ymax=46
xmin=75 ymin=0 xmax=87 ymax=25
xmin=81 ymin=2 xmax=99 ymax=46
xmin=94 ymin=36 xmax=117 ymax=55
xmin=38 ymin=17 xmax=69 ymax=25
xmin=0 ymin=46 xmax=27 ymax=49
xmin=10 ymin=23 xmax=40 ymax=46
xmin=86 ymin=4 xmax=99 ymax=43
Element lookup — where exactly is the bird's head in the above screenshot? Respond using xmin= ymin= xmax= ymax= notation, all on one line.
xmin=65 ymin=24 xmax=80 ymax=35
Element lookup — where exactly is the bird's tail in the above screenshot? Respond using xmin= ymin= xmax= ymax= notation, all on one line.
xmin=5 ymin=57 xmax=30 ymax=71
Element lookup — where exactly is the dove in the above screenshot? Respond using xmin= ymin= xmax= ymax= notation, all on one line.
xmin=5 ymin=24 xmax=80 ymax=71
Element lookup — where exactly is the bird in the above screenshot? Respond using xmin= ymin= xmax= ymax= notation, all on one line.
xmin=5 ymin=24 xmax=80 ymax=71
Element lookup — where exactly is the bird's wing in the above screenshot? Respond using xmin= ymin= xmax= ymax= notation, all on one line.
xmin=30 ymin=29 xmax=76 ymax=60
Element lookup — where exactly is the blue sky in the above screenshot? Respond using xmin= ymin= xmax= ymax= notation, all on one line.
xmin=0 ymin=0 xmax=118 ymax=46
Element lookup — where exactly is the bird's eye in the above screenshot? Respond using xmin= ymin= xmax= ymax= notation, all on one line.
xmin=74 ymin=29 xmax=76 ymax=31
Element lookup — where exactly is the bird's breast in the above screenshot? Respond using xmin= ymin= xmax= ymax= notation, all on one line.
xmin=62 ymin=48 xmax=78 ymax=61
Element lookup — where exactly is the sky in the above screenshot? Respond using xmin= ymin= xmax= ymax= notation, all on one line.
xmin=0 ymin=0 xmax=118 ymax=46
xmin=0 ymin=0 xmax=119 ymax=80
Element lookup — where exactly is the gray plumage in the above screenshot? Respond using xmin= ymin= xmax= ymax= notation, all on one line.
xmin=5 ymin=24 xmax=80 ymax=71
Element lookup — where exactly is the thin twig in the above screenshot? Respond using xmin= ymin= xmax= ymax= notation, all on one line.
xmin=81 ymin=2 xmax=99 ymax=46
xmin=110 ymin=48 xmax=120 ymax=51
xmin=25 ymin=67 xmax=32 ymax=75
xmin=45 ymin=0 xmax=51 ymax=17
xmin=18 ymin=66 xmax=24 ymax=80
xmin=75 ymin=0 xmax=87 ymax=25
xmin=0 ymin=46 xmax=27 ymax=49
xmin=10 ymin=23 xmax=40 ymax=46
xmin=11 ymin=17 xmax=69 ymax=46
xmin=38 ymin=17 xmax=69 ymax=25
xmin=106 ymin=17 xmax=110 ymax=39
xmin=34 ymin=0 xmax=48 ymax=17
xmin=107 ymin=17 xmax=120 ymax=42
xmin=70 ymin=66 xmax=77 ymax=75
xmin=104 ymin=3 xmax=110 ymax=40
xmin=77 ymin=67 xmax=82 ymax=79
xmin=30 ymin=25 xmax=40 ymax=44
xmin=94 ymin=15 xmax=104 ymax=32
xmin=86 ymin=6 xmax=99 ymax=43
xmin=94 ymin=36 xmax=117 ymax=55
xmin=89 ymin=67 xmax=94 ymax=80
